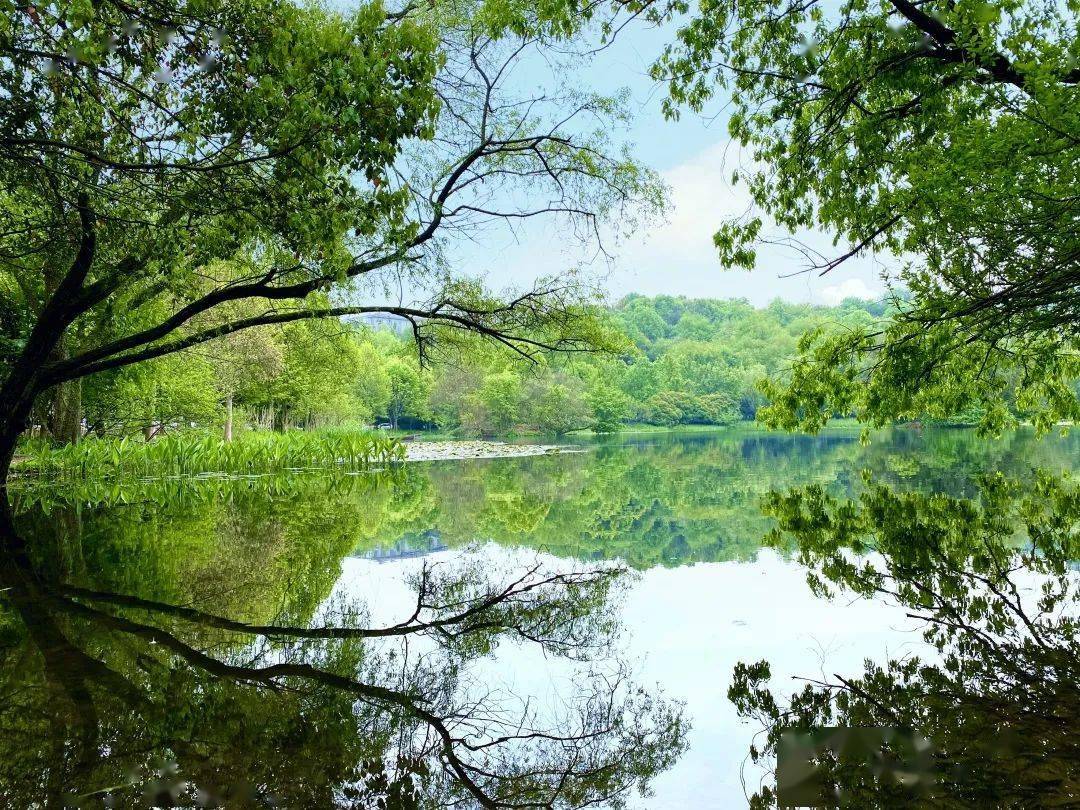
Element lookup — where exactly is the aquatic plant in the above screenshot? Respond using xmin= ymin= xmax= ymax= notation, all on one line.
xmin=12 ymin=429 xmax=404 ymax=482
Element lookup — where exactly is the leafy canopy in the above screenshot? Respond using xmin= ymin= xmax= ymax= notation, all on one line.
xmin=656 ymin=0 xmax=1080 ymax=433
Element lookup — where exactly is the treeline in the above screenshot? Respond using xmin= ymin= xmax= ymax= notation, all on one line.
xmin=65 ymin=295 xmax=887 ymax=439
xmin=413 ymin=294 xmax=888 ymax=434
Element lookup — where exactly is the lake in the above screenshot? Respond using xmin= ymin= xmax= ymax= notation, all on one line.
xmin=3 ymin=426 xmax=1078 ymax=807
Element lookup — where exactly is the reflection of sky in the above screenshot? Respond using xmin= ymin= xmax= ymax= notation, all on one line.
xmin=328 ymin=547 xmax=928 ymax=808
xmin=623 ymin=553 xmax=926 ymax=807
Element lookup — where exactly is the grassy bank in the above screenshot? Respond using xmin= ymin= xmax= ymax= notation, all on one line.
xmin=567 ymin=423 xmax=750 ymax=437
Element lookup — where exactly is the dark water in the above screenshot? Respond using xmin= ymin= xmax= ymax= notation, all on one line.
xmin=2 ymin=426 xmax=1078 ymax=807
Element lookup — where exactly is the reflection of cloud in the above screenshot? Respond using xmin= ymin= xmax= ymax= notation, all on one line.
xmin=818 ymin=278 xmax=878 ymax=305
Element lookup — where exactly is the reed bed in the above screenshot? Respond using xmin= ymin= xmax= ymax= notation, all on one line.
xmin=10 ymin=464 xmax=407 ymax=516
xmin=15 ymin=428 xmax=405 ymax=482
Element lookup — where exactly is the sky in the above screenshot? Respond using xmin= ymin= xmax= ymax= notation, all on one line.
xmin=447 ymin=19 xmax=892 ymax=308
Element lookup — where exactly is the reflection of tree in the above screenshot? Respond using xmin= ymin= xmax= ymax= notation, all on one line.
xmin=0 ymin=496 xmax=687 ymax=808
xmin=11 ymin=470 xmax=442 ymax=629
xmin=426 ymin=429 xmax=1079 ymax=567
xmin=11 ymin=428 xmax=1080 ymax=574
xmin=5 ymin=430 xmax=1079 ymax=804
xmin=729 ymin=472 xmax=1080 ymax=807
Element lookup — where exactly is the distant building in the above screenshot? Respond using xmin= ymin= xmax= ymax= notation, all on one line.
xmin=357 ymin=530 xmax=447 ymax=561
xmin=349 ymin=312 xmax=412 ymax=334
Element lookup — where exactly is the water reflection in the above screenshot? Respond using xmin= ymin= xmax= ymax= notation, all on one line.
xmin=4 ymin=427 xmax=1079 ymax=807
xmin=732 ymin=470 xmax=1080 ymax=807
xmin=0 ymin=490 xmax=687 ymax=808
xmin=13 ymin=427 xmax=1079 ymax=572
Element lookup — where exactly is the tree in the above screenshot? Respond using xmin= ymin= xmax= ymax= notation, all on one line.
xmin=81 ymin=352 xmax=220 ymax=438
xmin=0 ymin=0 xmax=660 ymax=479
xmin=353 ymin=339 xmax=393 ymax=423
xmin=657 ymin=342 xmax=743 ymax=399
xmin=673 ymin=311 xmax=713 ymax=341
xmin=469 ymin=369 xmax=523 ymax=435
xmin=250 ymin=320 xmax=367 ymax=429
xmin=656 ymin=0 xmax=1080 ymax=432
xmin=688 ymin=391 xmax=739 ymax=425
xmin=384 ymin=355 xmax=428 ymax=429
xmin=528 ymin=377 xmax=592 ymax=436
xmin=618 ymin=298 xmax=670 ymax=352
xmin=203 ymin=322 xmax=284 ymax=441
xmin=587 ymin=381 xmax=632 ymax=433
xmin=645 ymin=391 xmax=684 ymax=426
xmin=427 ymin=363 xmax=483 ymax=432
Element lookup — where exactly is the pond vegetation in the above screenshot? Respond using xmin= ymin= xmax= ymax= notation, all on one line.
xmin=13 ymin=429 xmax=404 ymax=482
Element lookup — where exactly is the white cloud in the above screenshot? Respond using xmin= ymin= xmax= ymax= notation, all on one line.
xmin=607 ymin=141 xmax=887 ymax=305
xmin=818 ymin=277 xmax=879 ymax=306
xmin=612 ymin=140 xmax=755 ymax=278
xmin=445 ymin=139 xmax=890 ymax=306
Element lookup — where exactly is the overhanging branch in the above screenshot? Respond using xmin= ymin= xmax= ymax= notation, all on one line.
xmin=43 ymin=299 xmax=593 ymax=384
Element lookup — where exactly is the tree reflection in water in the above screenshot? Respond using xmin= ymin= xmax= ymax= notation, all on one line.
xmin=0 ymin=492 xmax=687 ymax=808
xmin=731 ymin=471 xmax=1080 ymax=808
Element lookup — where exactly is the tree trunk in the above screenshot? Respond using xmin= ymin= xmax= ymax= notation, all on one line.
xmin=42 ymin=336 xmax=82 ymax=446
xmin=0 ymin=369 xmax=45 ymax=484
xmin=0 ymin=201 xmax=99 ymax=484
xmin=48 ymin=376 xmax=82 ymax=446
xmin=0 ymin=423 xmax=21 ymax=485
xmin=224 ymin=394 xmax=234 ymax=442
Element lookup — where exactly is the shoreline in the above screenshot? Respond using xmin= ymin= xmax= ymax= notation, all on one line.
xmin=403 ymin=440 xmax=581 ymax=462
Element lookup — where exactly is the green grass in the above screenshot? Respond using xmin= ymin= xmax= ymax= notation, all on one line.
xmin=381 ymin=427 xmax=460 ymax=441
xmin=380 ymin=420 xmax=869 ymax=441
xmin=13 ymin=428 xmax=404 ymax=482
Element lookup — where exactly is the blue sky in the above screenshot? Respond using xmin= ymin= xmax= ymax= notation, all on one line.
xmin=443 ymin=19 xmax=892 ymax=307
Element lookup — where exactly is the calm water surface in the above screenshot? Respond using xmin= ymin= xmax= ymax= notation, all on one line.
xmin=4 ymin=426 xmax=1078 ymax=807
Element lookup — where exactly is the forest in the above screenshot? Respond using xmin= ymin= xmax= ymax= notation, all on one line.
xmin=38 ymin=294 xmax=888 ymax=443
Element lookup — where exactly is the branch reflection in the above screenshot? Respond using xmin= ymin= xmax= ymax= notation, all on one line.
xmin=731 ymin=471 xmax=1080 ymax=807
xmin=0 ymin=490 xmax=687 ymax=808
